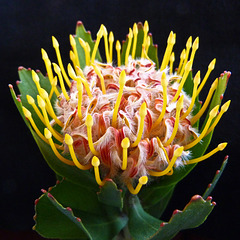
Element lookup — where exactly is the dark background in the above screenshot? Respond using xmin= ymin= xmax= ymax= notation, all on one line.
xmin=1 ymin=0 xmax=239 ymax=239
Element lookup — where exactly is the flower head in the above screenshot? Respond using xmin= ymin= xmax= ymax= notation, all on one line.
xmin=10 ymin=21 xmax=230 ymax=195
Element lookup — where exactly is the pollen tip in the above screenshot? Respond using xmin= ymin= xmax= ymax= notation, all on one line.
xmin=26 ymin=95 xmax=34 ymax=104
xmin=52 ymin=36 xmax=59 ymax=48
xmin=85 ymin=114 xmax=93 ymax=127
xmin=44 ymin=128 xmax=52 ymax=139
xmin=222 ymin=100 xmax=231 ymax=112
xmin=139 ymin=102 xmax=147 ymax=117
xmin=139 ymin=176 xmax=148 ymax=185
xmin=218 ymin=142 xmax=227 ymax=151
xmin=174 ymin=146 xmax=184 ymax=157
xmin=92 ymin=156 xmax=100 ymax=167
xmin=209 ymin=105 xmax=219 ymax=118
xmin=121 ymin=137 xmax=130 ymax=148
xmin=22 ymin=106 xmax=31 ymax=118
xmin=65 ymin=134 xmax=73 ymax=145
xmin=37 ymin=95 xmax=45 ymax=108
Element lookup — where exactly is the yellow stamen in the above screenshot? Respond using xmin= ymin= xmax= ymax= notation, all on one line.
xmin=191 ymin=78 xmax=218 ymax=125
xmin=32 ymin=70 xmax=42 ymax=94
xmin=52 ymin=63 xmax=70 ymax=101
xmin=205 ymin=100 xmax=231 ymax=136
xmin=186 ymin=142 xmax=227 ymax=164
xmin=148 ymin=147 xmax=184 ymax=176
xmin=92 ymin=64 xmax=106 ymax=94
xmin=177 ymin=49 xmax=186 ymax=75
xmin=131 ymin=23 xmax=138 ymax=59
xmin=196 ymin=58 xmax=216 ymax=96
xmin=78 ymin=38 xmax=91 ymax=66
xmin=156 ymin=137 xmax=173 ymax=175
xmin=109 ymin=31 xmax=114 ymax=63
xmin=112 ymin=70 xmax=126 ymax=128
xmin=184 ymin=105 xmax=219 ymax=150
xmin=152 ymin=72 xmax=168 ymax=128
xmin=65 ymin=134 xmax=92 ymax=170
xmin=91 ymin=25 xmax=104 ymax=63
xmin=41 ymin=48 xmax=54 ymax=83
xmin=141 ymin=21 xmax=149 ymax=58
xmin=68 ymin=64 xmax=93 ymax=98
xmin=121 ymin=137 xmax=130 ymax=170
xmin=131 ymin=102 xmax=147 ymax=148
xmin=91 ymin=156 xmax=104 ymax=186
xmin=102 ymin=25 xmax=110 ymax=63
xmin=125 ymin=28 xmax=133 ymax=66
xmin=52 ymin=36 xmax=71 ymax=87
xmin=37 ymin=95 xmax=63 ymax=143
xmin=126 ymin=176 xmax=148 ymax=195
xmin=77 ymin=81 xmax=83 ymax=120
xmin=189 ymin=37 xmax=199 ymax=66
xmin=69 ymin=34 xmax=80 ymax=68
xmin=85 ymin=114 xmax=99 ymax=156
xmin=169 ymin=52 xmax=175 ymax=75
xmin=116 ymin=40 xmax=121 ymax=66
xmin=171 ymin=60 xmax=192 ymax=103
xmin=164 ymin=95 xmax=184 ymax=146
xmin=69 ymin=50 xmax=77 ymax=72
xmin=44 ymin=128 xmax=74 ymax=166
xmin=160 ymin=31 xmax=176 ymax=71
xmin=181 ymin=71 xmax=201 ymax=119
xmin=145 ymin=36 xmax=151 ymax=56
xmin=26 ymin=95 xmax=45 ymax=123
xmin=39 ymin=88 xmax=64 ymax=127
xmin=179 ymin=36 xmax=192 ymax=76
xmin=48 ymin=76 xmax=60 ymax=99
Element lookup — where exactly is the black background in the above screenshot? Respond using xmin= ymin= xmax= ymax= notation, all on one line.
xmin=1 ymin=0 xmax=239 ymax=239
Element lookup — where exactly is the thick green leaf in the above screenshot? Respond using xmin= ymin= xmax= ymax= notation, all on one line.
xmin=151 ymin=195 xmax=215 ymax=240
xmin=75 ymin=21 xmax=102 ymax=69
xmin=97 ymin=179 xmax=123 ymax=209
xmin=34 ymin=192 xmax=92 ymax=239
xmin=121 ymin=22 xmax=159 ymax=68
xmin=203 ymin=156 xmax=228 ymax=199
xmin=127 ymin=195 xmax=162 ymax=240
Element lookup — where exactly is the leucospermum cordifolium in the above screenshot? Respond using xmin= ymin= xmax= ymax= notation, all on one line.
xmin=10 ymin=21 xmax=230 ymax=240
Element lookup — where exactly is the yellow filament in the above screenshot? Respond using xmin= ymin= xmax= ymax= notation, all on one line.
xmin=205 ymin=100 xmax=231 ymax=136
xmin=32 ymin=70 xmax=42 ymax=94
xmin=152 ymin=72 xmax=168 ymax=128
xmin=92 ymin=156 xmax=104 ymax=186
xmin=181 ymin=71 xmax=201 ymax=119
xmin=125 ymin=28 xmax=133 ymax=66
xmin=112 ymin=70 xmax=126 ymax=128
xmin=37 ymin=95 xmax=63 ymax=143
xmin=49 ymin=76 xmax=60 ymax=99
xmin=92 ymin=64 xmax=106 ymax=94
xmin=77 ymin=81 xmax=83 ymax=120
xmin=189 ymin=37 xmax=199 ymax=66
xmin=196 ymin=58 xmax=216 ymax=96
xmin=131 ymin=102 xmax=147 ymax=147
xmin=69 ymin=50 xmax=77 ymax=72
xmin=102 ymin=25 xmax=110 ymax=63
xmin=44 ymin=128 xmax=74 ymax=166
xmin=160 ymin=31 xmax=176 ymax=71
xmin=169 ymin=52 xmax=175 ymax=75
xmin=131 ymin=23 xmax=138 ymax=59
xmin=91 ymin=25 xmax=104 ymax=63
xmin=191 ymin=78 xmax=218 ymax=125
xmin=78 ymin=38 xmax=91 ymax=66
xmin=127 ymin=176 xmax=148 ymax=195
xmin=116 ymin=40 xmax=121 ymax=66
xmin=164 ymin=95 xmax=184 ymax=146
xmin=141 ymin=21 xmax=149 ymax=58
xmin=39 ymin=88 xmax=64 ymax=127
xmin=26 ymin=95 xmax=45 ymax=123
xmin=65 ymin=134 xmax=92 ymax=170
xmin=41 ymin=48 xmax=54 ymax=83
xmin=68 ymin=64 xmax=93 ymax=98
xmin=177 ymin=49 xmax=186 ymax=74
xmin=171 ymin=60 xmax=192 ymax=103
xmin=85 ymin=114 xmax=99 ymax=156
xmin=179 ymin=36 xmax=192 ymax=76
xmin=184 ymin=105 xmax=219 ymax=150
xmin=145 ymin=36 xmax=150 ymax=56
xmin=121 ymin=137 xmax=130 ymax=170
xmin=52 ymin=36 xmax=71 ymax=87
xmin=148 ymin=147 xmax=184 ymax=176
xmin=109 ymin=31 xmax=114 ymax=63
xmin=186 ymin=142 xmax=227 ymax=164
xmin=156 ymin=137 xmax=173 ymax=175
xmin=52 ymin=63 xmax=70 ymax=101
xmin=69 ymin=35 xmax=80 ymax=68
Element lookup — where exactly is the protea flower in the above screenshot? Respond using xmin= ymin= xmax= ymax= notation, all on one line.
xmin=10 ymin=21 xmax=230 ymax=240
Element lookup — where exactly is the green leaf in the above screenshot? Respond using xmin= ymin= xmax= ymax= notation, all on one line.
xmin=121 ymin=22 xmax=159 ymax=68
xmin=127 ymin=195 xmax=162 ymax=240
xmin=97 ymin=179 xmax=123 ymax=209
xmin=203 ymin=156 xmax=228 ymax=199
xmin=75 ymin=21 xmax=102 ymax=69
xmin=151 ymin=195 xmax=215 ymax=240
xmin=35 ymin=179 xmax=128 ymax=240
xmin=34 ymin=192 xmax=92 ymax=239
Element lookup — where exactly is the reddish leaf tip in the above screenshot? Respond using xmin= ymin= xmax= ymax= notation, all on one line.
xmin=206 ymin=196 xmax=213 ymax=201
xmin=8 ymin=84 xmax=13 ymax=89
xmin=41 ymin=189 xmax=47 ymax=193
xmin=18 ymin=66 xmax=24 ymax=71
